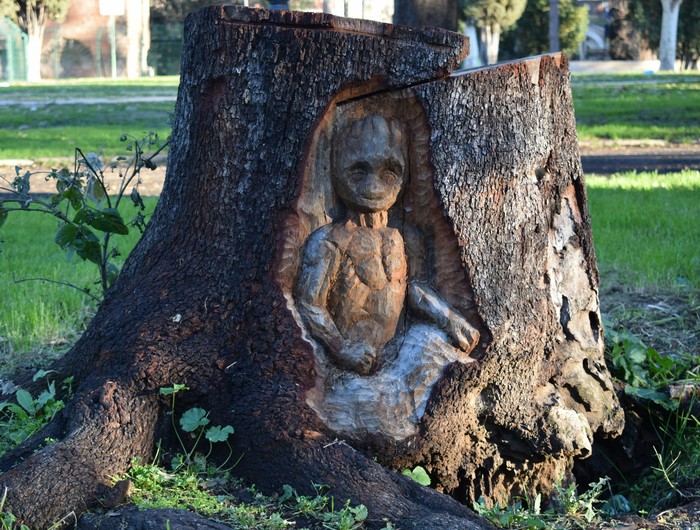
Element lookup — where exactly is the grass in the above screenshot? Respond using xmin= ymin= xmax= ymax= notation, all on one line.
xmin=0 ymin=196 xmax=158 ymax=376
xmin=0 ymin=78 xmax=177 ymax=161
xmin=0 ymin=76 xmax=179 ymax=99
xmin=587 ymin=170 xmax=700 ymax=290
xmin=0 ymin=72 xmax=698 ymax=162
xmin=571 ymin=73 xmax=700 ymax=144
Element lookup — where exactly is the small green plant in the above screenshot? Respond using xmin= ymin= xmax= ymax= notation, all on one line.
xmin=159 ymin=384 xmax=236 ymax=472
xmin=0 ymin=132 xmax=166 ymax=299
xmin=0 ymin=370 xmax=72 ymax=457
xmin=606 ymin=326 xmax=698 ymax=410
xmin=472 ymin=478 xmax=615 ymax=529
xmin=400 ymin=465 xmax=431 ymax=486
xmin=0 ymin=487 xmax=30 ymax=530
xmin=625 ymin=403 xmax=700 ymax=512
xmin=278 ymin=484 xmax=369 ymax=530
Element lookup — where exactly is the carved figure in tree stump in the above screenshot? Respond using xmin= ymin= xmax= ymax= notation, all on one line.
xmin=0 ymin=8 xmax=624 ymax=529
xmin=294 ymin=114 xmax=479 ymax=439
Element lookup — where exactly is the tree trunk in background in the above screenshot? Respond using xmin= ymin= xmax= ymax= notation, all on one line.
xmin=0 ymin=7 xmax=622 ymax=529
xmin=393 ymin=0 xmax=459 ymax=31
xmin=140 ymin=0 xmax=150 ymax=75
xmin=25 ymin=9 xmax=46 ymax=82
xmin=659 ymin=0 xmax=682 ymax=71
xmin=549 ymin=0 xmax=560 ymax=52
xmin=126 ymin=0 xmax=148 ymax=78
xmin=482 ymin=22 xmax=501 ymax=64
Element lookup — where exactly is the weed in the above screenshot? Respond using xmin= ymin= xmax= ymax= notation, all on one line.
xmin=0 ymin=370 xmax=71 ymax=457
xmin=400 ymin=466 xmax=431 ymax=486
xmin=605 ymin=325 xmax=698 ymax=410
xmin=472 ymin=478 xmax=615 ymax=529
xmin=124 ymin=463 xmax=383 ymax=529
xmin=278 ymin=484 xmax=370 ymax=530
xmin=625 ymin=404 xmax=700 ymax=512
xmin=604 ymin=322 xmax=700 ymax=514
xmin=0 ymin=133 xmax=166 ymax=299
xmin=0 ymin=488 xmax=29 ymax=530
xmin=159 ymin=384 xmax=236 ymax=472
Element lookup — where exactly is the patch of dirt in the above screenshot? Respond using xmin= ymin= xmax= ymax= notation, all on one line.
xmin=0 ymin=158 xmax=167 ymax=198
xmin=600 ymin=289 xmax=699 ymax=360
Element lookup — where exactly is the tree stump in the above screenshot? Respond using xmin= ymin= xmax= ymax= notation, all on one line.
xmin=0 ymin=7 xmax=623 ymax=529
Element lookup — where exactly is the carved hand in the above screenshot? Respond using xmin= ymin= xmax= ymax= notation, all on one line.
xmin=446 ymin=316 xmax=480 ymax=353
xmin=334 ymin=341 xmax=378 ymax=376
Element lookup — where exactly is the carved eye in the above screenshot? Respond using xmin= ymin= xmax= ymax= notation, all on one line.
xmin=381 ymin=169 xmax=399 ymax=183
xmin=347 ymin=165 xmax=368 ymax=182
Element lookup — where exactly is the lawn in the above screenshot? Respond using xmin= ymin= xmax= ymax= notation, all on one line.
xmin=587 ymin=170 xmax=700 ymax=290
xmin=0 ymin=195 xmax=159 ymax=375
xmin=1 ymin=72 xmax=698 ymax=370
xmin=0 ymin=71 xmax=699 ymax=163
xmin=0 ymin=77 xmax=177 ymax=161
xmin=571 ymin=72 xmax=700 ymax=144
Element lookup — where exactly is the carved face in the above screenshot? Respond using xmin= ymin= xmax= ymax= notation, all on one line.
xmin=332 ymin=116 xmax=407 ymax=213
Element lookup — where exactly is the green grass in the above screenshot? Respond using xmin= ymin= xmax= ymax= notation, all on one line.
xmin=587 ymin=170 xmax=700 ymax=290
xmin=571 ymin=73 xmax=700 ymax=143
xmin=0 ymin=78 xmax=177 ymax=161
xmin=0 ymin=76 xmax=179 ymax=99
xmin=0 ymin=197 xmax=158 ymax=376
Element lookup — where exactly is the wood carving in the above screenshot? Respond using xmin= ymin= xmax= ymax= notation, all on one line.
xmin=291 ymin=110 xmax=480 ymax=438
xmin=0 ymin=8 xmax=624 ymax=529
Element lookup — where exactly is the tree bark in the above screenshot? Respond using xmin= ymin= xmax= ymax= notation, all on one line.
xmin=659 ymin=0 xmax=683 ymax=71
xmin=0 ymin=7 xmax=622 ymax=529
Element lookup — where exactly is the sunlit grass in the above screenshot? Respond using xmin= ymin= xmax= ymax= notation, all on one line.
xmin=587 ymin=170 xmax=700 ymax=290
xmin=0 ymin=197 xmax=158 ymax=375
xmin=571 ymin=74 xmax=700 ymax=143
xmin=0 ymin=80 xmax=176 ymax=161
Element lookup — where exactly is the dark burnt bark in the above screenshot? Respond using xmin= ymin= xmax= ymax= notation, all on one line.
xmin=0 ymin=7 xmax=620 ymax=530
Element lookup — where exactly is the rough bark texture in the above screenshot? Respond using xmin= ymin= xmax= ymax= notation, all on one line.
xmin=0 ymin=7 xmax=622 ymax=530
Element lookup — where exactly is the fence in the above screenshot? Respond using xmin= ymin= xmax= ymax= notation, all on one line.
xmin=0 ymin=17 xmax=28 ymax=82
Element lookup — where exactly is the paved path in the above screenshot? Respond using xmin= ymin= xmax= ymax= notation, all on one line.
xmin=580 ymin=146 xmax=700 ymax=175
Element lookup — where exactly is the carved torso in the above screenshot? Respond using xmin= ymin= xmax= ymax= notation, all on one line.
xmin=325 ymin=219 xmax=407 ymax=352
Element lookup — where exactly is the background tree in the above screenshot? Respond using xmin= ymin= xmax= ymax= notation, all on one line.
xmin=393 ymin=0 xmax=459 ymax=31
xmin=608 ymin=0 xmax=643 ymax=60
xmin=658 ymin=0 xmax=682 ymax=70
xmin=0 ymin=0 xmax=14 ymax=17
xmin=628 ymin=0 xmax=698 ymax=69
xmin=126 ymin=0 xmax=151 ymax=79
xmin=549 ymin=0 xmax=559 ymax=52
xmin=677 ymin=0 xmax=699 ymax=68
xmin=0 ymin=0 xmax=71 ymax=81
xmin=460 ymin=0 xmax=527 ymax=64
xmin=500 ymin=0 xmax=588 ymax=59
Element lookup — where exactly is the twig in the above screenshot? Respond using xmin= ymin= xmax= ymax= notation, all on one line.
xmin=13 ymin=277 xmax=101 ymax=303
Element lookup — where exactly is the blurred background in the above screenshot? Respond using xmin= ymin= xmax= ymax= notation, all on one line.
xmin=0 ymin=0 xmax=696 ymax=83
